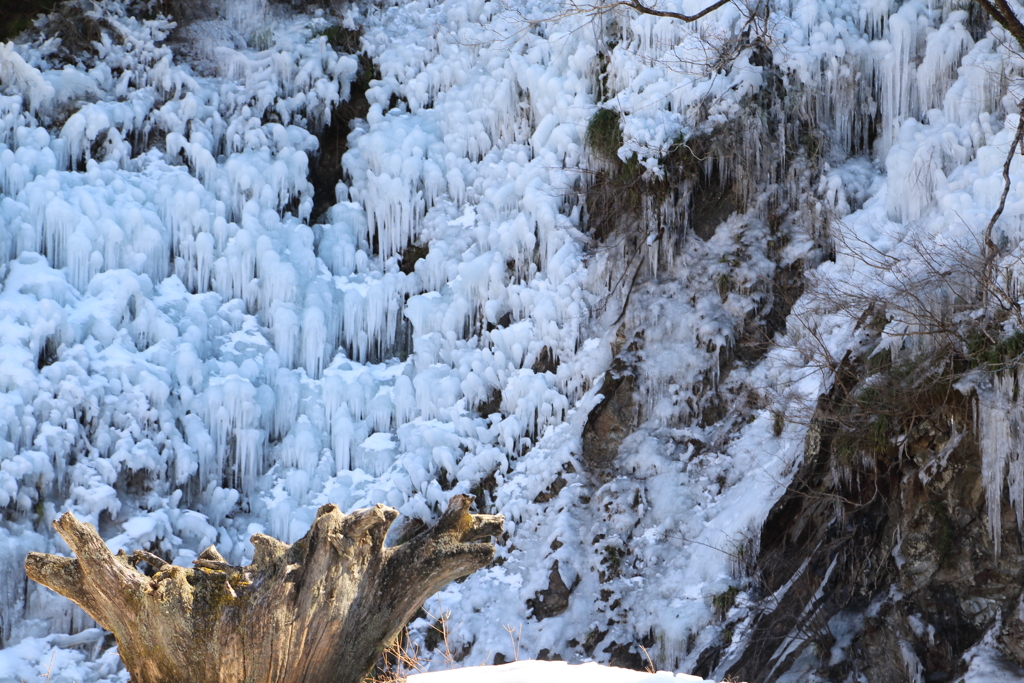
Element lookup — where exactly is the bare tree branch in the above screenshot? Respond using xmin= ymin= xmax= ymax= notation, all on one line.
xmin=978 ymin=0 xmax=1024 ymax=49
xmin=615 ymin=0 xmax=732 ymax=23
xmin=983 ymin=100 xmax=1024 ymax=316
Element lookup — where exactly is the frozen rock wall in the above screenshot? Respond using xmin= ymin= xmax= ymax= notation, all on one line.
xmin=2 ymin=0 xmax=1024 ymax=682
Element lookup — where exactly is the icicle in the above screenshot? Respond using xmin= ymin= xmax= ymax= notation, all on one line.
xmin=200 ymin=375 xmax=264 ymax=494
xmin=356 ymin=372 xmax=376 ymax=421
xmin=364 ymin=282 xmax=386 ymax=358
xmin=248 ymin=383 xmax=272 ymax=439
xmin=318 ymin=224 xmax=356 ymax=276
xmin=342 ymin=286 xmax=368 ymax=363
xmin=42 ymin=198 xmax=76 ymax=270
xmin=364 ymin=171 xmax=425 ymax=261
xmin=301 ymin=304 xmax=327 ymax=379
xmin=235 ymin=428 xmax=265 ymax=494
xmin=331 ymin=405 xmax=355 ymax=473
xmin=944 ymin=38 xmax=1003 ymax=127
xmin=393 ymin=374 xmax=416 ymax=425
xmin=878 ymin=4 xmax=925 ymax=159
xmin=368 ymin=386 xmax=394 ymax=433
xmin=0 ymin=44 xmax=55 ymax=115
xmin=917 ymin=11 xmax=973 ymax=113
xmin=66 ymin=229 xmax=93 ymax=292
xmin=354 ymin=432 xmax=397 ymax=477
xmin=272 ymin=302 xmax=299 ymax=369
xmin=183 ymin=414 xmax=217 ymax=490
xmin=280 ymin=415 xmax=321 ymax=473
xmin=273 ymin=368 xmax=300 ymax=441
xmin=977 ymin=369 xmax=1024 ymax=558
xmin=195 ymin=231 xmax=214 ymax=292
xmin=226 ymin=228 xmax=256 ymax=300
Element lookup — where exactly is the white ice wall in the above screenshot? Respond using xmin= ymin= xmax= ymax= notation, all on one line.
xmin=2 ymin=0 xmax=1024 ymax=681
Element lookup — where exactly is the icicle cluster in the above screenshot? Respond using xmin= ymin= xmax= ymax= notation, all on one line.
xmin=2 ymin=0 xmax=1024 ymax=678
xmin=977 ymin=369 xmax=1024 ymax=558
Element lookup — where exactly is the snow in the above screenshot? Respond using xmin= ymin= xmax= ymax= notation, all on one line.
xmin=0 ymin=0 xmax=1023 ymax=679
xmin=407 ymin=660 xmax=711 ymax=683
xmin=963 ymin=622 xmax=1024 ymax=683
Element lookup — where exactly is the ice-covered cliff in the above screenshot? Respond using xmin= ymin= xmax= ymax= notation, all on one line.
xmin=3 ymin=0 xmax=1024 ymax=681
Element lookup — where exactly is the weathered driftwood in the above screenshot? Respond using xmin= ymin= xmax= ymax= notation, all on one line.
xmin=25 ymin=494 xmax=503 ymax=683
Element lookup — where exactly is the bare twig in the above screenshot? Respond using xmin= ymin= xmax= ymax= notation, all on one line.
xmin=502 ymin=623 xmax=522 ymax=661
xmin=639 ymin=644 xmax=656 ymax=673
xmin=615 ymin=0 xmax=731 ymax=23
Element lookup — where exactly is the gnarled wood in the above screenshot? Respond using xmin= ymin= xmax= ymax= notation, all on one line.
xmin=25 ymin=494 xmax=504 ymax=683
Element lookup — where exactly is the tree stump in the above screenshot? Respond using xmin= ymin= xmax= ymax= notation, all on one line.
xmin=25 ymin=494 xmax=504 ymax=683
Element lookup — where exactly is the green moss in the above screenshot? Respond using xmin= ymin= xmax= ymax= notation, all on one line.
xmin=721 ymin=628 xmax=733 ymax=647
xmin=585 ymin=108 xmax=624 ymax=162
xmin=33 ymin=0 xmax=116 ymax=61
xmin=867 ymin=414 xmax=891 ymax=450
xmin=354 ymin=53 xmax=381 ymax=95
xmin=712 ymin=585 xmax=739 ymax=619
xmin=1 ymin=13 xmax=33 ymax=40
xmin=248 ymin=27 xmax=273 ymax=51
xmin=828 ymin=350 xmax=971 ymax=474
xmin=832 ymin=403 xmax=895 ymax=464
xmin=313 ymin=24 xmax=362 ymax=53
xmin=584 ymin=121 xmax=729 ymax=241
xmin=967 ymin=329 xmax=1024 ymax=370
xmin=716 ymin=273 xmax=731 ymax=298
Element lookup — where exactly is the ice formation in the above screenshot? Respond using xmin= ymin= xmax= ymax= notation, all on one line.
xmin=1 ymin=0 xmax=1024 ymax=681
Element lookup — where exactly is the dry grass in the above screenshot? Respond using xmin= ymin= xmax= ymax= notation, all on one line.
xmin=34 ymin=0 xmax=117 ymax=60
xmin=369 ymin=600 xmax=527 ymax=682
xmin=369 ymin=601 xmax=460 ymax=683
xmin=18 ymin=650 xmax=56 ymax=683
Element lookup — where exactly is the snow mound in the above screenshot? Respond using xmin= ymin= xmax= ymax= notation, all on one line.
xmin=407 ymin=660 xmax=715 ymax=683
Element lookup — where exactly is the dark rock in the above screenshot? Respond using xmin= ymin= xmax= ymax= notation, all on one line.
xmin=533 ymin=475 xmax=567 ymax=504
xmin=725 ymin=371 xmax=1024 ymax=683
xmin=527 ymin=561 xmax=576 ymax=620
xmin=603 ymin=641 xmax=646 ymax=671
xmin=689 ymin=189 xmax=737 ymax=242
xmin=583 ymin=627 xmax=609 ymax=656
xmin=536 ymin=649 xmax=564 ymax=661
xmin=399 ymin=243 xmax=429 ymax=275
xmin=308 ymin=52 xmax=374 ymax=225
xmin=477 ymin=386 xmax=503 ymax=418
xmin=582 ymin=371 xmax=636 ymax=469
xmin=532 ymin=346 xmax=559 ymax=375
xmin=691 ymin=643 xmax=722 ymax=679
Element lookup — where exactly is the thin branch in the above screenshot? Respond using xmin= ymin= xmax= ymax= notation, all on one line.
xmin=616 ymin=0 xmax=732 ymax=23
xmin=983 ymin=99 xmax=1024 ymax=315
xmin=979 ymin=0 xmax=1024 ymax=49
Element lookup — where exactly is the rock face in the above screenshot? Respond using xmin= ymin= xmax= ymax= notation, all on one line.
xmin=527 ymin=560 xmax=577 ymax=620
xmin=582 ymin=371 xmax=636 ymax=470
xmin=719 ymin=372 xmax=1024 ymax=682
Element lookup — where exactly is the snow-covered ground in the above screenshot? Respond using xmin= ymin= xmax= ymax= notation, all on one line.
xmin=407 ymin=660 xmax=712 ymax=683
xmin=3 ymin=0 xmax=1024 ymax=680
